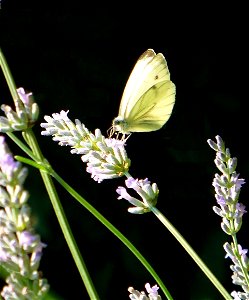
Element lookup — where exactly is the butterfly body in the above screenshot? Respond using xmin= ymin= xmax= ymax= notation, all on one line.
xmin=112 ymin=49 xmax=176 ymax=135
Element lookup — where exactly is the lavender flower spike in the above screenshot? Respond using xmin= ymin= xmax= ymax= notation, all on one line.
xmin=208 ymin=135 xmax=246 ymax=235
xmin=117 ymin=177 xmax=159 ymax=214
xmin=41 ymin=110 xmax=131 ymax=182
xmin=208 ymin=135 xmax=249 ymax=299
xmin=0 ymin=135 xmax=49 ymax=299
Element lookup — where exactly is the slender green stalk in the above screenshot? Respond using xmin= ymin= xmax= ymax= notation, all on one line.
xmin=0 ymin=48 xmax=19 ymax=101
xmin=51 ymin=169 xmax=173 ymax=299
xmin=151 ymin=206 xmax=232 ymax=300
xmin=12 ymin=137 xmax=173 ymax=299
xmin=123 ymin=172 xmax=231 ymax=298
xmin=6 ymin=131 xmax=100 ymax=300
xmin=9 ymin=136 xmax=231 ymax=300
xmin=1 ymin=48 xmax=100 ymax=299
xmin=1 ymin=42 xmax=173 ymax=296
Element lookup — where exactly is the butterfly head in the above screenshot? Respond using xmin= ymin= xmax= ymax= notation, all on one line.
xmin=107 ymin=116 xmax=131 ymax=140
xmin=112 ymin=116 xmax=129 ymax=134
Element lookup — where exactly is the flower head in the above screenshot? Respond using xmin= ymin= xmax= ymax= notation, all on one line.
xmin=208 ymin=135 xmax=246 ymax=235
xmin=41 ymin=111 xmax=131 ymax=182
xmin=0 ymin=87 xmax=39 ymax=133
xmin=208 ymin=135 xmax=249 ymax=298
xmin=117 ymin=177 xmax=159 ymax=214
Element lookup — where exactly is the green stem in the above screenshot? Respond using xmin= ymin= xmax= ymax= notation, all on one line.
xmin=1 ymin=45 xmax=100 ymax=299
xmin=50 ymin=169 xmax=173 ymax=300
xmin=8 ymin=133 xmax=173 ymax=299
xmin=7 ymin=131 xmax=100 ymax=300
xmin=125 ymin=172 xmax=231 ymax=298
xmin=0 ymin=48 xmax=19 ymax=102
xmin=151 ymin=206 xmax=232 ymax=300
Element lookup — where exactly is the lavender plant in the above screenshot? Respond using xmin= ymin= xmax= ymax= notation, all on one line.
xmin=208 ymin=135 xmax=249 ymax=299
xmin=1 ymin=46 xmax=248 ymax=299
xmin=39 ymin=109 xmax=232 ymax=299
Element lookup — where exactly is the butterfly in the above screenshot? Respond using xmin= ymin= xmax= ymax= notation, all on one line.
xmin=110 ymin=48 xmax=176 ymax=138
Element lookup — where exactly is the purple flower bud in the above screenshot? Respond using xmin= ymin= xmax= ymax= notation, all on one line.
xmin=117 ymin=177 xmax=159 ymax=213
xmin=17 ymin=88 xmax=33 ymax=106
xmin=18 ymin=231 xmax=40 ymax=251
xmin=215 ymin=135 xmax=225 ymax=151
xmin=228 ymin=157 xmax=237 ymax=174
xmin=221 ymin=221 xmax=232 ymax=235
xmin=207 ymin=139 xmax=218 ymax=151
xmin=145 ymin=283 xmax=160 ymax=296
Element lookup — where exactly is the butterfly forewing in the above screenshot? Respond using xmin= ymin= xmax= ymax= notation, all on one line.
xmin=119 ymin=49 xmax=170 ymax=119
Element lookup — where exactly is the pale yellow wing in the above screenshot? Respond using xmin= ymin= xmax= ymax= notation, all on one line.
xmin=119 ymin=49 xmax=171 ymax=118
xmin=124 ymin=80 xmax=176 ymax=132
xmin=112 ymin=48 xmax=175 ymax=134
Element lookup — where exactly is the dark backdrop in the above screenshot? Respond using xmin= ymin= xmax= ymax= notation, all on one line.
xmin=1 ymin=2 xmax=248 ymax=299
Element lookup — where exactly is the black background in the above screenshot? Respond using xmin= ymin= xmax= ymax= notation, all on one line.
xmin=1 ymin=2 xmax=249 ymax=299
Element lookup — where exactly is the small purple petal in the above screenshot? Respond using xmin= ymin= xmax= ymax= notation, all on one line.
xmin=145 ymin=283 xmax=159 ymax=296
xmin=125 ymin=177 xmax=138 ymax=188
xmin=17 ymin=87 xmax=33 ymax=105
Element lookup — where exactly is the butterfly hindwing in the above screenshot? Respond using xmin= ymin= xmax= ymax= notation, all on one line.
xmin=125 ymin=80 xmax=176 ymax=132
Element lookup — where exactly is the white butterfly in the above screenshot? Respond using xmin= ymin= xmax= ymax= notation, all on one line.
xmin=111 ymin=48 xmax=176 ymax=138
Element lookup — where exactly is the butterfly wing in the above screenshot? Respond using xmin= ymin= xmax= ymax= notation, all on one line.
xmin=118 ymin=49 xmax=170 ymax=117
xmin=116 ymin=48 xmax=175 ymax=133
xmin=124 ymin=80 xmax=176 ymax=132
